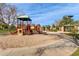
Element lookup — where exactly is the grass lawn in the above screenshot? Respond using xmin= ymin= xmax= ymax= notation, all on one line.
xmin=72 ymin=48 xmax=79 ymax=56
xmin=0 ymin=30 xmax=9 ymax=35
xmin=0 ymin=30 xmax=9 ymax=33
xmin=0 ymin=29 xmax=16 ymax=35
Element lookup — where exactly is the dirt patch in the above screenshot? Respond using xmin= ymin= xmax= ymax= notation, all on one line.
xmin=0 ymin=34 xmax=60 ymax=49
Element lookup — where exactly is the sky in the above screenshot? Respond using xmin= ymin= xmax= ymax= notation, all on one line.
xmin=11 ymin=3 xmax=79 ymax=25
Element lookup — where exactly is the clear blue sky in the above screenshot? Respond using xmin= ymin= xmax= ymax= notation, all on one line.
xmin=12 ymin=3 xmax=79 ymax=25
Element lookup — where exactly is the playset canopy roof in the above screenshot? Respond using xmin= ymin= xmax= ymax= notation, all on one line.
xmin=17 ymin=15 xmax=32 ymax=21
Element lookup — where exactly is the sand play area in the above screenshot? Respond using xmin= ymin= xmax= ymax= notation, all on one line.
xmin=0 ymin=34 xmax=60 ymax=49
xmin=0 ymin=34 xmax=77 ymax=56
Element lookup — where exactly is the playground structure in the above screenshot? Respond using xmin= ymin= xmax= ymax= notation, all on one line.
xmin=16 ymin=15 xmax=42 ymax=35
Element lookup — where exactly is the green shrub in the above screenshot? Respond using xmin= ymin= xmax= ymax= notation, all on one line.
xmin=9 ymin=25 xmax=16 ymax=32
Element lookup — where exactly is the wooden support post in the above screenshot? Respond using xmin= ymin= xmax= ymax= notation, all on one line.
xmin=61 ymin=26 xmax=64 ymax=32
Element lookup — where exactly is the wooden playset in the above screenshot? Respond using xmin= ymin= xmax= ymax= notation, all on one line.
xmin=15 ymin=15 xmax=42 ymax=35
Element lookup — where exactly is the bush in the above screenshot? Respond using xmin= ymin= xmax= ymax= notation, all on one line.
xmin=51 ymin=28 xmax=58 ymax=32
xmin=0 ymin=24 xmax=8 ymax=30
xmin=9 ymin=25 xmax=16 ymax=32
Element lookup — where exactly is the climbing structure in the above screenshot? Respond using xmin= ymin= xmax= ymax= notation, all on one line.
xmin=16 ymin=15 xmax=42 ymax=35
xmin=16 ymin=15 xmax=32 ymax=35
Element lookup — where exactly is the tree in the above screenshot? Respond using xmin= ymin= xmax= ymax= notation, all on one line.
xmin=0 ymin=3 xmax=27 ymax=33
xmin=72 ymin=27 xmax=79 ymax=46
xmin=55 ymin=15 xmax=79 ymax=46
xmin=4 ymin=5 xmax=17 ymax=25
xmin=0 ymin=3 xmax=6 ymax=24
xmin=0 ymin=4 xmax=17 ymax=31
xmin=45 ymin=25 xmax=50 ymax=31
xmin=58 ymin=15 xmax=74 ymax=26
xmin=71 ymin=20 xmax=79 ymax=46
xmin=42 ymin=26 xmax=45 ymax=31
xmin=74 ymin=20 xmax=79 ymax=25
xmin=9 ymin=5 xmax=17 ymax=25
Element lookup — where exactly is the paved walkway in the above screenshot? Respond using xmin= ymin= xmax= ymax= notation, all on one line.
xmin=35 ymin=34 xmax=77 ymax=56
